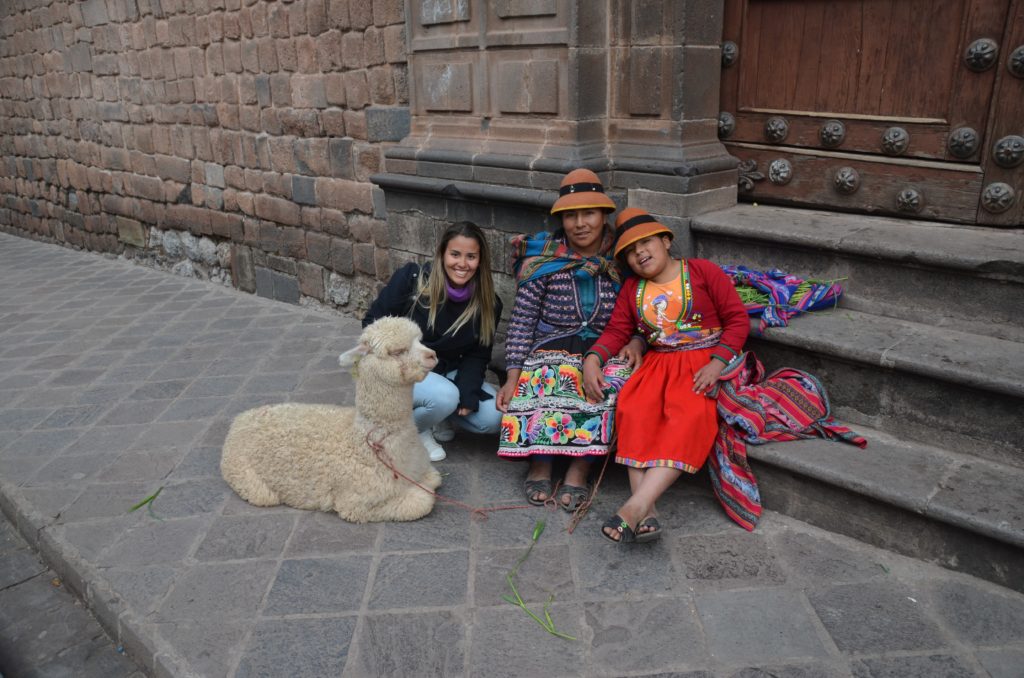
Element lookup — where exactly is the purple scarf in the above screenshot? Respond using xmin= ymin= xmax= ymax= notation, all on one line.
xmin=446 ymin=280 xmax=474 ymax=302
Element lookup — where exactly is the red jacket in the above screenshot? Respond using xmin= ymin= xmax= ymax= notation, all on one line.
xmin=586 ymin=258 xmax=749 ymax=366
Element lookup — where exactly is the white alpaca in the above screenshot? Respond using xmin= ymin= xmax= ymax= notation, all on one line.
xmin=220 ymin=317 xmax=443 ymax=523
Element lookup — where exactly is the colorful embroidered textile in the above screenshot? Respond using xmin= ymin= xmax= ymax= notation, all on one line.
xmin=498 ymin=349 xmax=631 ymax=457
xmin=720 ymin=265 xmax=843 ymax=332
xmin=708 ymin=351 xmax=867 ymax=531
xmin=510 ymin=230 xmax=623 ymax=288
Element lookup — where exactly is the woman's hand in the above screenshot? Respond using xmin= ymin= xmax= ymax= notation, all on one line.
xmin=457 ymin=407 xmax=472 ymax=416
xmin=582 ymin=354 xmax=607 ymax=404
xmin=495 ymin=369 xmax=521 ymax=413
xmin=617 ymin=337 xmax=646 ymax=371
xmin=692 ymin=359 xmax=726 ymax=395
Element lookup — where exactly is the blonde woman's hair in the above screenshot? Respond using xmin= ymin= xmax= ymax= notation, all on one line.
xmin=415 ymin=221 xmax=497 ymax=345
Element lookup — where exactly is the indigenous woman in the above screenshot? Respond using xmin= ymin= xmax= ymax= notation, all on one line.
xmin=496 ymin=169 xmax=642 ymax=510
xmin=363 ymin=221 xmax=502 ymax=462
xmin=582 ymin=208 xmax=749 ymax=543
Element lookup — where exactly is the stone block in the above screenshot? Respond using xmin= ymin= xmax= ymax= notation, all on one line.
xmin=344 ymin=110 xmax=368 ymax=139
xmin=267 ymin=254 xmax=299 ymax=275
xmin=420 ymin=62 xmax=473 ymax=112
xmin=306 ymin=231 xmax=332 ymax=267
xmin=81 ymin=0 xmax=109 ymax=26
xmin=496 ymin=59 xmax=558 ymax=114
xmin=315 ymin=177 xmax=373 ymax=212
xmin=116 ymin=217 xmax=146 ymax=248
xmin=291 ymin=74 xmax=327 ymax=108
xmin=232 ymin=247 xmax=255 ymax=292
xmin=322 ymin=108 xmax=347 ymax=136
xmin=365 ymin=106 xmax=410 ymax=142
xmin=330 ymin=237 xmax=354 ymax=274
xmin=373 ymin=0 xmax=404 ymax=25
xmin=297 ymin=262 xmax=326 ymax=299
xmin=271 ymin=270 xmax=300 ymax=304
xmin=254 ymin=193 xmax=301 ymax=226
xmin=291 ymin=175 xmax=316 ymax=206
xmin=329 ymin=138 xmax=354 ymax=179
xmin=269 ymin=73 xmax=292 ymax=106
xmin=344 ymin=70 xmax=371 ymax=109
xmin=347 ymin=612 xmax=463 ymax=677
xmin=348 ymin=0 xmax=373 ymax=28
xmin=382 ymin=24 xmax=405 ymax=63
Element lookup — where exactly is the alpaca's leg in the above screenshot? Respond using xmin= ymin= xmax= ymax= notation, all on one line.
xmin=392 ymin=485 xmax=436 ymax=521
xmin=230 ymin=467 xmax=282 ymax=506
xmin=422 ymin=466 xmax=443 ymax=491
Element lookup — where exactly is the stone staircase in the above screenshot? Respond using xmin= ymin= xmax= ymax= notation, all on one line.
xmin=691 ymin=204 xmax=1024 ymax=592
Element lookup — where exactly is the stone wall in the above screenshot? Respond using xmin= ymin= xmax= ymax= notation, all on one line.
xmin=0 ymin=0 xmax=409 ymax=315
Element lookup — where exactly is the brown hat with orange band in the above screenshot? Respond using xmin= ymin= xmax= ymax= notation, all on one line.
xmin=550 ymin=168 xmax=617 ymax=215
xmin=613 ymin=207 xmax=674 ymax=258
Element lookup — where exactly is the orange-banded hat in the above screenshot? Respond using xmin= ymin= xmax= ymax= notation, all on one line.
xmin=613 ymin=207 xmax=673 ymax=258
xmin=550 ymin=168 xmax=616 ymax=215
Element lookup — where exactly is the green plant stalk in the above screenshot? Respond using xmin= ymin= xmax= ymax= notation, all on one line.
xmin=503 ymin=520 xmax=576 ymax=641
xmin=128 ymin=486 xmax=164 ymax=520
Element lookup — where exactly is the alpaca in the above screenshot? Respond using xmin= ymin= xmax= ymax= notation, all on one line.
xmin=220 ymin=317 xmax=443 ymax=522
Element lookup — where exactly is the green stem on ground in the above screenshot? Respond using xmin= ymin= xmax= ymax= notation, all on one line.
xmin=128 ymin=486 xmax=164 ymax=520
xmin=503 ymin=520 xmax=576 ymax=641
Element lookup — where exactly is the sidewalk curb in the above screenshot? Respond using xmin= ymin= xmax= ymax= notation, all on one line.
xmin=0 ymin=477 xmax=198 ymax=678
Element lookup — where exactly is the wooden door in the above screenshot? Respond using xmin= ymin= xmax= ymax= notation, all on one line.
xmin=719 ymin=0 xmax=1024 ymax=225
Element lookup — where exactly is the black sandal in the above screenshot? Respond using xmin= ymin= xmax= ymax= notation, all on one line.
xmin=601 ymin=514 xmax=636 ymax=544
xmin=635 ymin=516 xmax=662 ymax=543
xmin=523 ymin=478 xmax=552 ymax=506
xmin=558 ymin=484 xmax=590 ymax=512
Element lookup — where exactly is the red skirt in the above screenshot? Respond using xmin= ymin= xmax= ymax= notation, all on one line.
xmin=614 ymin=348 xmax=718 ymax=473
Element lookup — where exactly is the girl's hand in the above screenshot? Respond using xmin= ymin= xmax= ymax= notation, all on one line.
xmin=617 ymin=337 xmax=646 ymax=371
xmin=495 ymin=369 xmax=521 ymax=412
xmin=457 ymin=407 xmax=471 ymax=416
xmin=582 ymin=354 xmax=607 ymax=403
xmin=692 ymin=359 xmax=726 ymax=395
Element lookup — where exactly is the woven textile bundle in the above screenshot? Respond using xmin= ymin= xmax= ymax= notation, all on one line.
xmin=721 ymin=265 xmax=844 ymax=332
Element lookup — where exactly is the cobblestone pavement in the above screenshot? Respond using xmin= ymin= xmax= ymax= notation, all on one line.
xmin=1 ymin=232 xmax=1023 ymax=678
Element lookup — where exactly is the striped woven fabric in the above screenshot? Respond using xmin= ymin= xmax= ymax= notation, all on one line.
xmin=708 ymin=351 xmax=867 ymax=531
xmin=720 ymin=265 xmax=844 ymax=333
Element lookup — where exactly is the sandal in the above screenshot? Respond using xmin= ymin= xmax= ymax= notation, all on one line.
xmin=558 ymin=484 xmax=590 ymax=512
xmin=635 ymin=516 xmax=662 ymax=543
xmin=523 ymin=478 xmax=552 ymax=506
xmin=601 ymin=514 xmax=636 ymax=544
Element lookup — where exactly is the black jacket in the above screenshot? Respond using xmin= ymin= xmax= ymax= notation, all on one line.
xmin=362 ymin=262 xmax=502 ymax=411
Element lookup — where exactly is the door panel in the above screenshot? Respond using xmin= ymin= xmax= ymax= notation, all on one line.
xmin=720 ymin=0 xmax=1020 ymax=224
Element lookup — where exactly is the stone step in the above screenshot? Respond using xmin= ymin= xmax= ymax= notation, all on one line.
xmin=748 ymin=422 xmax=1024 ymax=593
xmin=743 ymin=309 xmax=1023 ymax=469
xmin=692 ymin=205 xmax=1024 ymax=343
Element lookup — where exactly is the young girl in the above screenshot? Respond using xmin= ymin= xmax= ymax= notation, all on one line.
xmin=364 ymin=221 xmax=503 ymax=461
xmin=582 ymin=207 xmax=749 ymax=543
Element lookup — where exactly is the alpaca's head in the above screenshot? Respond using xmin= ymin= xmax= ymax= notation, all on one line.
xmin=339 ymin=317 xmax=437 ymax=385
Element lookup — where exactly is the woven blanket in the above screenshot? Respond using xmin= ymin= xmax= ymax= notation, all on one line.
xmin=708 ymin=351 xmax=867 ymax=531
xmin=721 ymin=265 xmax=843 ymax=333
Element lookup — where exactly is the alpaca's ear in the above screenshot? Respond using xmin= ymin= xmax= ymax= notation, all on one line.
xmin=338 ymin=342 xmax=370 ymax=368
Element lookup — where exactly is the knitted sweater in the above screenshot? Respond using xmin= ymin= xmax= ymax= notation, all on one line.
xmin=363 ymin=262 xmax=502 ymax=411
xmin=504 ymin=269 xmax=620 ymax=369
xmin=587 ymin=258 xmax=749 ymax=366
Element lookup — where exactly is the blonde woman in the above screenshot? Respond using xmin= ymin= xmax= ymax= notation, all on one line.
xmin=363 ymin=221 xmax=502 ymax=461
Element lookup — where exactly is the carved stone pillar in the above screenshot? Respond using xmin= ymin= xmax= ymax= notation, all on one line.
xmin=372 ymin=0 xmax=734 ymax=285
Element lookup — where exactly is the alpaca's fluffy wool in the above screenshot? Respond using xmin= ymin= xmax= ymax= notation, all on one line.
xmin=220 ymin=317 xmax=442 ymax=523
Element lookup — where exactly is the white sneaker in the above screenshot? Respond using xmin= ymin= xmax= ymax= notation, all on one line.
xmin=418 ymin=429 xmax=447 ymax=462
xmin=432 ymin=419 xmax=455 ymax=442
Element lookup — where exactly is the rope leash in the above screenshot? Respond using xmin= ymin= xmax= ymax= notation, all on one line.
xmin=366 ymin=427 xmax=541 ymax=520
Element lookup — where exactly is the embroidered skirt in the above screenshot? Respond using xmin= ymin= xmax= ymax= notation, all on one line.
xmin=498 ymin=348 xmax=631 ymax=458
xmin=614 ymin=347 xmax=718 ymax=472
